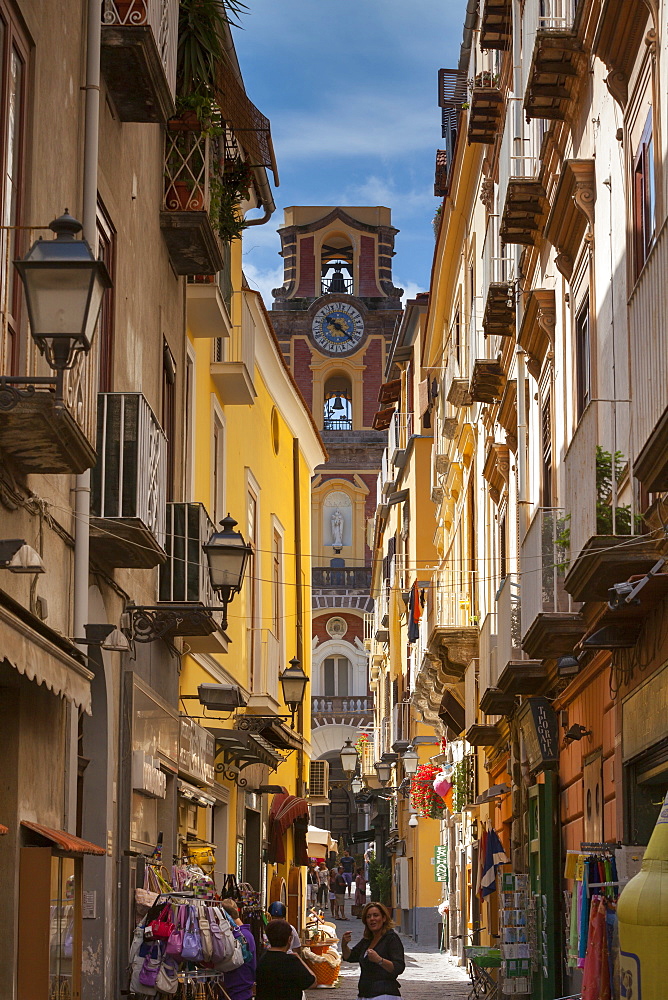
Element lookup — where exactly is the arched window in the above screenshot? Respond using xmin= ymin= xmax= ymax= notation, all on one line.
xmin=321 ymin=234 xmax=354 ymax=295
xmin=323 ymin=656 xmax=351 ymax=696
xmin=324 ymin=374 xmax=352 ymax=430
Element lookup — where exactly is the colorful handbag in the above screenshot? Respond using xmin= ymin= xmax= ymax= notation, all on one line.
xmin=209 ymin=906 xmax=235 ymax=964
xmin=198 ymin=904 xmax=213 ymax=962
xmin=130 ymin=950 xmax=157 ymax=996
xmin=150 ymin=903 xmax=175 ymax=940
xmin=165 ymin=904 xmax=184 ymax=958
xmin=138 ymin=940 xmax=164 ymax=988
xmin=181 ymin=905 xmax=203 ymax=962
xmin=155 ymin=954 xmax=179 ymax=995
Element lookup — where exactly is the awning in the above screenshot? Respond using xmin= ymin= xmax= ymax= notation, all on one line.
xmin=307 ymin=824 xmax=337 ymax=854
xmin=208 ymin=728 xmax=284 ymax=772
xmin=268 ymin=792 xmax=310 ymax=865
xmin=0 ymin=591 xmax=93 ymax=713
xmin=21 ymin=821 xmax=105 ymax=856
xmin=233 ymin=716 xmax=302 ymax=752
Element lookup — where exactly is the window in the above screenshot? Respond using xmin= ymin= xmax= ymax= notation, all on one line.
xmin=323 ymin=656 xmax=351 ymax=697
xmin=541 ymin=390 xmax=552 ymax=505
xmin=162 ymin=342 xmax=176 ymax=500
xmin=272 ymin=528 xmax=282 ymax=642
xmin=0 ymin=6 xmax=28 ymax=376
xmin=323 ymin=373 xmax=352 ymax=430
xmin=633 ymin=109 xmax=655 ymax=277
xmin=575 ymin=297 xmax=590 ymax=422
xmin=96 ymin=202 xmax=115 ymax=392
xmin=247 ymin=487 xmax=258 ymax=689
xmin=499 ymin=512 xmax=507 ymax=581
xmin=454 ymin=309 xmax=461 ymax=369
xmin=212 ymin=410 xmax=225 ymax=523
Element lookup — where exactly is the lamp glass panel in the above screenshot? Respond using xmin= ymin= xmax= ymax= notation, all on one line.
xmin=206 ymin=543 xmax=248 ymax=591
xmin=280 ymin=673 xmax=308 ymax=707
xmin=340 ymin=743 xmax=358 ymax=774
xmin=23 ymin=266 xmax=95 ymax=341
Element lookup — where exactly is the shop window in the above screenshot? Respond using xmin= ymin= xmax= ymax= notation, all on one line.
xmin=324 ymin=374 xmax=352 ymax=430
xmin=0 ymin=3 xmax=28 ymax=375
xmin=575 ymin=297 xmax=590 ymax=422
xmin=633 ymin=108 xmax=655 ymax=278
xmin=49 ymin=856 xmax=77 ymax=999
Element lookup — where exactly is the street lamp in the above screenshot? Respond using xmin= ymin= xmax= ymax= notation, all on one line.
xmin=401 ymin=745 xmax=419 ymax=776
xmin=340 ymin=738 xmax=358 ymax=775
xmin=279 ymin=656 xmax=309 ymax=728
xmin=0 ymin=539 xmax=45 ymax=574
xmin=351 ymin=776 xmax=363 ymax=795
xmin=14 ymin=211 xmax=111 ymax=374
xmin=374 ymin=759 xmax=392 ymax=785
xmin=203 ymin=514 xmax=253 ymax=629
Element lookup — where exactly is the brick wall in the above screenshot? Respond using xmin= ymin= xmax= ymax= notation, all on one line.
xmin=295 ymin=235 xmax=315 ymax=297
xmin=358 ymin=235 xmax=382 ymax=296
xmin=293 ymin=338 xmax=313 ymax=408
xmin=313 ymin=611 xmax=363 ymax=644
xmin=362 ymin=339 xmax=383 ymax=427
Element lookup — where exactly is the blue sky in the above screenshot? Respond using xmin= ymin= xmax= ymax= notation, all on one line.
xmin=232 ymin=0 xmax=467 ymax=306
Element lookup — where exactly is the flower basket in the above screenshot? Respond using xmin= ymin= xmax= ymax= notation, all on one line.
xmin=410 ymin=761 xmax=446 ymax=818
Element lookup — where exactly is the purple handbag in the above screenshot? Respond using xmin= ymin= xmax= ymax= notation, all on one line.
xmin=181 ymin=905 xmax=203 ymax=962
xmin=139 ymin=940 xmax=165 ymax=987
xmin=165 ymin=904 xmax=184 ymax=958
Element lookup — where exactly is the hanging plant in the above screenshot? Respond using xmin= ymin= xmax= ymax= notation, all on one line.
xmin=355 ymin=732 xmax=371 ymax=757
xmin=211 ymin=157 xmax=254 ymax=242
xmin=410 ymin=761 xmax=446 ymax=819
xmin=451 ymin=760 xmax=467 ymax=814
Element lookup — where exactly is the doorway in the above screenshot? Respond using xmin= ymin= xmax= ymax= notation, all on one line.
xmin=245 ymin=808 xmax=261 ymax=891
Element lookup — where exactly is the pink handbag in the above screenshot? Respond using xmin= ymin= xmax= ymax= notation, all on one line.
xmin=165 ymin=904 xmax=184 ymax=958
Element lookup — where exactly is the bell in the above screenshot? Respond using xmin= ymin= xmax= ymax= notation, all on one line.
xmin=329 ymin=266 xmax=347 ymax=293
xmin=331 ymin=395 xmax=345 ymax=411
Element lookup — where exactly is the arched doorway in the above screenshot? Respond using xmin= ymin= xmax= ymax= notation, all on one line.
xmin=269 ymin=873 xmax=286 ymax=906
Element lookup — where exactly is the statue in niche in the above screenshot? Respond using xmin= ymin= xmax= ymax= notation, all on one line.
xmin=331 ymin=508 xmax=344 ymax=550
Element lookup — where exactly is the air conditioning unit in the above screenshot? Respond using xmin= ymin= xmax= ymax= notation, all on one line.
xmin=307 ymin=760 xmax=330 ymax=805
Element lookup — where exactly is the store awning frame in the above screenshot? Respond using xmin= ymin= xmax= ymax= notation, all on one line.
xmin=234 ymin=714 xmax=303 ymax=752
xmin=21 ymin=821 xmax=105 ymax=856
xmin=208 ymin=728 xmax=284 ymax=779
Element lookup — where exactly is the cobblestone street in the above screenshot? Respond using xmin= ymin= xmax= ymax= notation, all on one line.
xmin=319 ymin=895 xmax=471 ymax=1000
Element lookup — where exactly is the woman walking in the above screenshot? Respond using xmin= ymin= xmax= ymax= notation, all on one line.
xmin=341 ymin=901 xmax=405 ymax=999
xmin=317 ymin=862 xmax=330 ymax=909
xmin=354 ymin=867 xmax=367 ymax=916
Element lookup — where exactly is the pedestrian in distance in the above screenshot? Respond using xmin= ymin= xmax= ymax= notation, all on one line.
xmin=256 ymin=918 xmax=316 ymax=1000
xmin=219 ymin=899 xmax=257 ymax=1000
xmin=307 ymin=862 xmax=319 ymax=906
xmin=341 ymin=901 xmax=405 ymax=1000
xmin=340 ymin=848 xmax=355 ymax=896
xmin=328 ymin=868 xmax=338 ymax=918
xmin=354 ymin=866 xmax=367 ymax=916
xmin=334 ymin=865 xmax=348 ymax=919
xmin=317 ymin=862 xmax=330 ymax=909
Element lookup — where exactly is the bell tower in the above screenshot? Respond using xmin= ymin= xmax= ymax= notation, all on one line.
xmin=272 ymin=207 xmax=403 ymax=846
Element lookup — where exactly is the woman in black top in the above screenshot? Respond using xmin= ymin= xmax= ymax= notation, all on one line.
xmin=341 ymin=901 xmax=405 ymax=999
xmin=256 ymin=919 xmax=316 ymax=1000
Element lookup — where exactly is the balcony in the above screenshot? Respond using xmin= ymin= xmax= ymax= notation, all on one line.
xmin=482 ymin=442 xmax=510 ymax=504
xmin=544 ymin=160 xmax=595 ymax=280
xmin=524 ymin=0 xmax=585 ymax=123
xmin=499 ymin=155 xmax=548 ymax=246
xmin=470 ymin=359 xmax=506 ymax=403
xmin=391 ymin=701 xmax=412 ymax=752
xmin=372 ymin=585 xmax=390 ymax=642
xmin=157 ymin=502 xmax=225 ymax=650
xmin=593 ymin=0 xmax=650 ymax=108
xmin=210 ymin=297 xmax=256 ymax=404
xmin=160 ymin=125 xmax=225 ymax=276
xmin=496 ymin=573 xmax=547 ymax=698
xmin=91 ymin=393 xmax=167 ymax=568
xmin=0 ymin=359 xmax=97 ymax=474
xmin=312 ymin=566 xmax=372 ymax=592
xmin=389 ymin=411 xmax=414 ymax=467
xmin=246 ymin=629 xmax=280 ymax=712
xmin=518 ymin=289 xmax=556 ymax=379
xmin=480 ymin=0 xmax=512 ymax=50
xmin=482 ymin=215 xmax=515 ymax=338
xmin=520 ymin=508 xmax=585 ymax=658
xmin=186 ymin=247 xmax=233 ymax=340
xmin=101 ymin=0 xmax=177 ymax=123
xmin=311 ymin=695 xmax=374 ymax=728
xmin=467 ymin=51 xmax=504 ymax=145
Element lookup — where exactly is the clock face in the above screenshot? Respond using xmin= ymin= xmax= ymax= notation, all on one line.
xmin=311 ymin=302 xmax=364 ymax=354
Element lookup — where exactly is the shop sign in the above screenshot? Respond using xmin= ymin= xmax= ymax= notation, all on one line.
xmin=179 ymin=718 xmax=215 ymax=787
xmin=132 ymin=750 xmax=167 ymax=798
xmin=517 ymin=698 xmax=559 ymax=772
xmin=434 ymin=844 xmax=448 ymax=883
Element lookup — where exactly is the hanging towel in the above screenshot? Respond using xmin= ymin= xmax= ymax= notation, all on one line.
xmin=480 ymin=828 xmax=508 ymax=898
xmin=568 ymin=888 xmax=579 ymax=968
xmin=476 ymin=828 xmax=488 ymax=902
xmin=578 ymin=861 xmax=590 ymax=967
xmin=407 ymin=581 xmax=421 ymax=642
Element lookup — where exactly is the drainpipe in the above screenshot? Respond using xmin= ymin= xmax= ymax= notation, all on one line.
xmin=512 ymin=0 xmax=529 ymax=540
xmin=69 ymin=0 xmax=101 ymax=831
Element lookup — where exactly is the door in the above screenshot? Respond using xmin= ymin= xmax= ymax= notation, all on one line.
xmin=528 ymin=775 xmax=560 ymax=1000
xmin=583 ymin=752 xmax=603 ymax=843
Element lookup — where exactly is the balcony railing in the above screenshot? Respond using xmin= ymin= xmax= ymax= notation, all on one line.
xmin=323 ymin=417 xmax=353 ymax=431
xmin=380 ymin=716 xmax=392 ymax=756
xmin=186 ymin=244 xmax=233 ymax=339
xmin=159 ymin=502 xmax=220 ymax=605
xmin=478 ymin=610 xmax=499 ymax=707
xmin=496 ymin=573 xmax=522 ymax=670
xmin=210 ymin=290 xmax=257 ymax=404
xmin=373 ymin=585 xmax=390 ymax=641
xmin=520 ymin=508 xmax=573 ymax=637
xmin=312 ymin=566 xmax=372 ymax=591
xmin=91 ymin=393 xmax=167 ymax=568
xmin=160 ymin=127 xmax=224 ymax=276
xmin=467 ymin=48 xmax=504 ymax=145
xmin=483 ymin=214 xmax=514 ymax=289
xmin=360 ymin=734 xmax=377 ymax=778
xmin=538 ymin=0 xmax=577 ymax=31
xmin=389 ymin=411 xmax=414 ymax=465
xmin=364 ymin=611 xmax=375 ymax=647
xmin=311 ymin=696 xmax=374 ymax=729
xmin=392 ymin=701 xmax=412 ymax=748
xmin=101 ymin=0 xmax=178 ymax=122
xmin=321 ymin=273 xmax=354 ymax=295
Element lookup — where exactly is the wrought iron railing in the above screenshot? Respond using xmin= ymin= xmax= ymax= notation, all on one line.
xmin=101 ymin=0 xmax=178 ymax=96
xmin=323 ymin=417 xmax=352 ymax=431
xmin=496 ymin=573 xmax=523 ymax=669
xmin=469 ymin=45 xmax=502 ymax=90
xmin=321 ymin=273 xmax=354 ymax=294
xmin=538 ymin=0 xmax=577 ymax=30
xmin=520 ymin=507 xmax=574 ymax=640
xmin=92 ymin=393 xmax=167 ymax=547
xmin=312 ymin=566 xmax=372 ymax=590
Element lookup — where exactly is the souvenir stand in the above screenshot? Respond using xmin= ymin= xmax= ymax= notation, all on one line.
xmin=301 ymin=909 xmax=341 ymax=987
xmin=128 ymin=859 xmax=266 ymax=999
xmin=498 ymin=872 xmax=531 ymax=996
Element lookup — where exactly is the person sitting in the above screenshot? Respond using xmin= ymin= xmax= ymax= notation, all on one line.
xmin=341 ymin=901 xmax=405 ymax=998
xmin=256 ymin=919 xmax=316 ymax=1000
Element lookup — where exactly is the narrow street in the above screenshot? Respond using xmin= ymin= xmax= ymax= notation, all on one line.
xmin=321 ymin=895 xmax=471 ymax=1000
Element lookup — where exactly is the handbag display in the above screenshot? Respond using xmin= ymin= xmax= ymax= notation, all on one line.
xmin=130 ymin=949 xmax=158 ymax=997
xmin=197 ymin=905 xmax=213 ymax=962
xmin=166 ymin=903 xmax=184 ymax=958
xmin=181 ymin=905 xmax=203 ymax=962
xmin=150 ymin=903 xmax=175 ymax=940
xmin=211 ymin=907 xmax=244 ymax=972
xmin=138 ymin=940 xmax=165 ymax=989
xmin=136 ymin=887 xmax=159 ymax=917
xmin=155 ymin=954 xmax=179 ymax=995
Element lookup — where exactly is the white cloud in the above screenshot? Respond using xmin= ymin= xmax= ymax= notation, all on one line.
xmin=243 ymin=261 xmax=284 ymax=309
xmin=395 ymin=278 xmax=428 ymax=308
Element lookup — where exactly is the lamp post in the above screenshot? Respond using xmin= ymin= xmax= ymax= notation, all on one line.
xmin=374 ymin=759 xmax=392 ymax=785
xmin=14 ymin=211 xmax=111 ymax=391
xmin=351 ymin=776 xmax=363 ymax=795
xmin=203 ymin=514 xmax=253 ymax=629
xmin=279 ymin=656 xmax=309 ymax=728
xmin=401 ymin=745 xmax=419 ymax=777
xmin=340 ymin=738 xmax=358 ymax=776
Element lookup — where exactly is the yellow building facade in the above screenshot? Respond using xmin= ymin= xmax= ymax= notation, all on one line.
xmin=179 ymin=234 xmax=326 ymax=926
